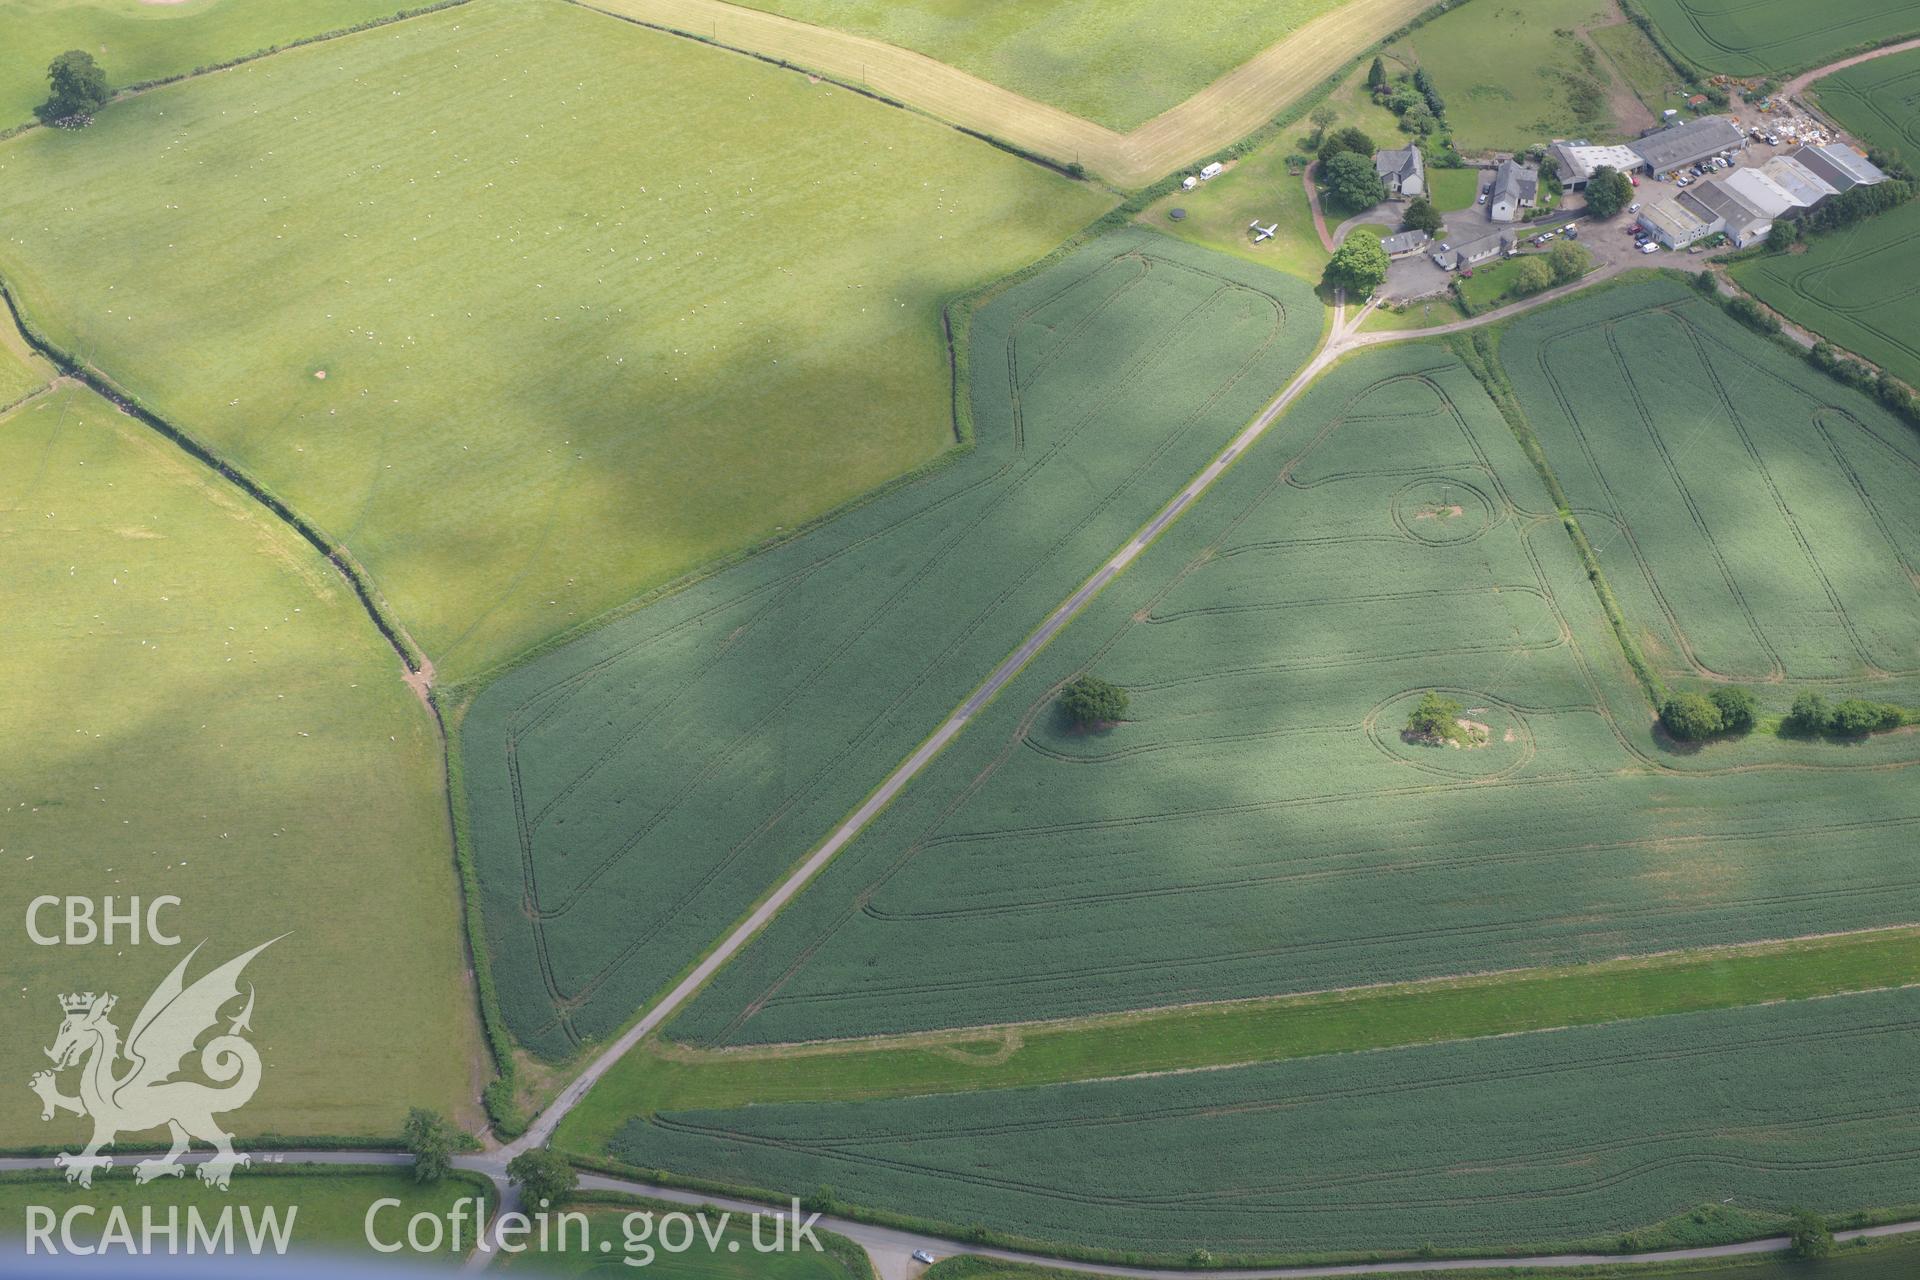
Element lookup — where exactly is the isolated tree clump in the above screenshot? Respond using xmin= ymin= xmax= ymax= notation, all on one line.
xmin=40 ymin=50 xmax=109 ymax=122
xmin=402 ymin=1107 xmax=461 ymax=1184
xmin=1324 ymin=228 xmax=1390 ymax=297
xmin=1546 ymin=240 xmax=1593 ymax=284
xmin=1321 ymin=149 xmax=1387 ymax=211
xmin=1059 ymin=675 xmax=1129 ymax=729
xmin=1405 ymin=691 xmax=1465 ymax=743
xmin=1659 ymin=691 xmax=1723 ymax=741
xmin=1789 ymin=1209 xmax=1834 ymax=1260
xmin=1708 ymin=685 xmax=1757 ymax=735
xmin=1582 ymin=165 xmax=1635 ymax=219
xmin=1508 ymin=256 xmax=1555 ymax=297
xmin=506 ymin=1148 xmax=578 ymax=1209
xmin=1400 ymin=196 xmax=1444 ymax=236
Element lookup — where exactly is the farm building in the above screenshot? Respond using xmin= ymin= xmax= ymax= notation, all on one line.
xmin=1487 ymin=159 xmax=1538 ymax=222
xmin=1628 ymin=115 xmax=1745 ymax=175
xmin=1637 ymin=196 xmax=1715 ymax=248
xmin=1677 ymin=181 xmax=1772 ymax=247
xmin=1758 ymin=154 xmax=1838 ymax=207
xmin=1547 ymin=142 xmax=1640 ymax=190
xmin=1792 ymin=143 xmax=1886 ymax=192
xmin=1373 ymin=145 xmax=1425 ymax=198
xmin=1719 ymin=168 xmax=1800 ymax=219
xmin=1430 ymin=227 xmax=1515 ymax=270
xmin=1379 ymin=228 xmax=1431 ymax=257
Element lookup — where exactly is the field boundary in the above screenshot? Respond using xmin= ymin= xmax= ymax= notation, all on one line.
xmin=567 ymin=0 xmax=1451 ymax=187
xmin=0 ymin=0 xmax=473 ymax=141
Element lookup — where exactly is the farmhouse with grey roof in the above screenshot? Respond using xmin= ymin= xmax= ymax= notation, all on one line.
xmin=1487 ymin=159 xmax=1538 ymax=222
xmin=1373 ymin=145 xmax=1425 ymax=199
xmin=1379 ymin=228 xmax=1431 ymax=257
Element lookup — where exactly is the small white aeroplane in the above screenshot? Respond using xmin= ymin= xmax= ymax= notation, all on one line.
xmin=1249 ymin=220 xmax=1278 ymax=242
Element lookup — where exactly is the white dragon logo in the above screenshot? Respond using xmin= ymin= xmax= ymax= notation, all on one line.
xmin=29 ymin=938 xmax=280 ymax=1190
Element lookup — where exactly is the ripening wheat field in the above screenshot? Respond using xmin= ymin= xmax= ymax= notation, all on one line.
xmin=617 ymin=989 xmax=1920 ymax=1258
xmin=457 ymin=229 xmax=1322 ymax=1058
xmin=662 ymin=334 xmax=1920 ymax=1050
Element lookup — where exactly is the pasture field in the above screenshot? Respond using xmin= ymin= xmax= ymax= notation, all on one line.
xmin=719 ymin=0 xmax=1352 ymax=132
xmin=577 ymin=0 xmax=1438 ymax=187
xmin=0 ymin=0 xmax=1109 ymax=683
xmin=0 ymin=1167 xmax=489 ymax=1256
xmin=1405 ymin=0 xmax=1628 ymax=150
xmin=559 ymin=926 xmax=1920 ymax=1142
xmin=615 ymin=989 xmax=1920 ymax=1259
xmin=1500 ymin=277 xmax=1920 ymax=693
xmin=0 ymin=386 xmax=476 ymax=1143
xmin=1629 ymin=0 xmax=1919 ymax=77
xmin=1591 ymin=18 xmax=1694 ymax=119
xmin=0 ymin=314 xmax=50 ymax=411
xmin=496 ymin=1196 xmax=871 ymax=1278
xmin=0 ymin=0 xmax=420 ymax=130
xmin=663 ymin=336 xmax=1920 ymax=1052
xmin=457 ymin=229 xmax=1321 ymax=1059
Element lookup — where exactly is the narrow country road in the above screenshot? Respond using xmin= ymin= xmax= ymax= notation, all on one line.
xmin=5 ymin=1151 xmax=1916 ymax=1280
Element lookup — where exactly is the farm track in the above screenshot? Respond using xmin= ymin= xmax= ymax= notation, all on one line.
xmin=569 ymin=0 xmax=1437 ymax=187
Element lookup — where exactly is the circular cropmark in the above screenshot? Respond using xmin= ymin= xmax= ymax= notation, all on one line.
xmin=1391 ymin=477 xmax=1495 ymax=544
xmin=1366 ymin=688 xmax=1534 ymax=779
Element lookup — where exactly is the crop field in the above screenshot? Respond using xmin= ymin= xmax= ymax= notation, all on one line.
xmin=458 ymin=229 xmax=1320 ymax=1058
xmin=1631 ymin=0 xmax=1919 ymax=77
xmin=0 ymin=0 xmax=422 ymax=129
xmin=0 ymin=385 xmax=477 ymax=1143
xmin=0 ymin=0 xmax=1109 ymax=682
xmin=660 ymin=335 xmax=1920 ymax=1052
xmin=615 ymin=989 xmax=1920 ymax=1258
xmin=1811 ymin=47 xmax=1920 ymax=159
xmin=1405 ymin=0 xmax=1629 ymax=150
xmin=716 ymin=0 xmax=1349 ymax=132
xmin=1501 ymin=278 xmax=1920 ymax=692
xmin=0 ymin=1168 xmax=489 ymax=1256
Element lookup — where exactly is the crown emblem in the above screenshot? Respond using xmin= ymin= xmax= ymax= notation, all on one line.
xmin=59 ymin=992 xmax=108 ymax=1014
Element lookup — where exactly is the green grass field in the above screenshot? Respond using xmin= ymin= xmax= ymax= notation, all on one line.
xmin=0 ymin=1167 xmax=489 ymax=1258
xmin=723 ymin=0 xmax=1354 ymax=132
xmin=1591 ymin=18 xmax=1692 ymax=118
xmin=1139 ymin=59 xmax=1406 ymax=283
xmin=660 ymin=329 xmax=1920 ymax=1055
xmin=498 ymin=1195 xmax=872 ymax=1278
xmin=0 ymin=385 xmax=477 ymax=1143
xmin=458 ymin=228 xmax=1321 ymax=1059
xmin=1501 ymin=277 xmax=1920 ymax=691
xmin=0 ymin=0 xmax=423 ymax=130
xmin=0 ymin=0 xmax=1109 ymax=682
xmin=614 ymin=989 xmax=1920 ymax=1260
xmin=1631 ymin=0 xmax=1920 ymax=77
xmin=1406 ymin=0 xmax=1628 ymax=150
xmin=560 ymin=927 xmax=1920 ymax=1142
xmin=1729 ymin=51 xmax=1920 ymax=388
xmin=1455 ymin=253 xmax=1537 ymax=309
xmin=1426 ymin=164 xmax=1483 ymax=212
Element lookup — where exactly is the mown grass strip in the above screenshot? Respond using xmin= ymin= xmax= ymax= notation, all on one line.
xmin=558 ymin=925 xmax=1920 ymax=1145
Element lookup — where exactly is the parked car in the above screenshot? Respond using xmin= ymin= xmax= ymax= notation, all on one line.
xmin=1640 ymin=242 xmax=1659 ymax=254
xmin=913 ymin=1252 xmax=937 ymax=1266
xmin=1628 ymin=201 xmax=1641 ymax=214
